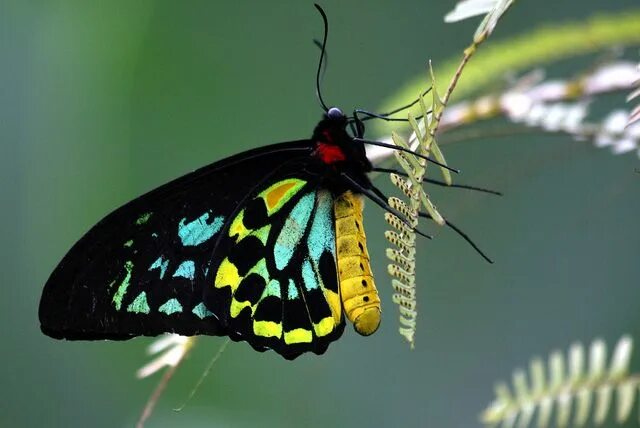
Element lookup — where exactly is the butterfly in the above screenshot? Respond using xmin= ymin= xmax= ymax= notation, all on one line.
xmin=38 ymin=4 xmax=489 ymax=361
xmin=43 ymin=106 xmax=398 ymax=358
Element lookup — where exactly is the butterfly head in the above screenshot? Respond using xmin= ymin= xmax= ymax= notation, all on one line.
xmin=313 ymin=107 xmax=367 ymax=169
xmin=326 ymin=107 xmax=345 ymax=120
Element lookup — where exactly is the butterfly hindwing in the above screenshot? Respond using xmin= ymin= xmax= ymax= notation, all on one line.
xmin=206 ymin=180 xmax=345 ymax=359
xmin=40 ymin=141 xmax=314 ymax=341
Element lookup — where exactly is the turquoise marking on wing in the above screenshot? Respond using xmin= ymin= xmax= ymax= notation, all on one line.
xmin=158 ymin=298 xmax=183 ymax=315
xmin=192 ymin=302 xmax=214 ymax=319
xmin=301 ymin=259 xmax=319 ymax=291
xmin=273 ymin=192 xmax=315 ymax=270
xmin=127 ymin=291 xmax=150 ymax=314
xmin=179 ymin=212 xmax=224 ymax=246
xmin=149 ymin=256 xmax=169 ymax=279
xmin=307 ymin=190 xmax=335 ymax=263
xmin=287 ymin=279 xmax=299 ymax=300
xmin=173 ymin=260 xmax=195 ymax=280
xmin=263 ymin=279 xmax=281 ymax=298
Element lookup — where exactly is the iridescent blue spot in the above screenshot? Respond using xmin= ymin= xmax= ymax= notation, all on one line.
xmin=274 ymin=192 xmax=315 ymax=270
xmin=307 ymin=190 xmax=335 ymax=262
xmin=173 ymin=260 xmax=195 ymax=280
xmin=301 ymin=259 xmax=319 ymax=291
xmin=287 ymin=279 xmax=299 ymax=300
xmin=179 ymin=212 xmax=224 ymax=246
xmin=149 ymin=256 xmax=169 ymax=279
xmin=127 ymin=291 xmax=150 ymax=314
xmin=158 ymin=298 xmax=183 ymax=315
xmin=192 ymin=302 xmax=214 ymax=319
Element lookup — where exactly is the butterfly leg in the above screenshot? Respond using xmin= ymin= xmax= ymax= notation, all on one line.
xmin=339 ymin=172 xmax=432 ymax=239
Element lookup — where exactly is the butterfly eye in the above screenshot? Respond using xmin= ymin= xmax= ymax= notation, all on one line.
xmin=327 ymin=107 xmax=344 ymax=119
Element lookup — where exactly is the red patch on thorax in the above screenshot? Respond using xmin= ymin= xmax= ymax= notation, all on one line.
xmin=317 ymin=143 xmax=346 ymax=164
xmin=316 ymin=129 xmax=346 ymax=164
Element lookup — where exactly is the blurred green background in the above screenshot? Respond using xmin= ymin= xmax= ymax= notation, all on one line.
xmin=2 ymin=1 xmax=640 ymax=427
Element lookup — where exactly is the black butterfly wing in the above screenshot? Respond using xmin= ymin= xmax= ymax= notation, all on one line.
xmin=40 ymin=141 xmax=315 ymax=341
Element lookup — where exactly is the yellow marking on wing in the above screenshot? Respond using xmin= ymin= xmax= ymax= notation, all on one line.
xmin=228 ymin=210 xmax=250 ymax=242
xmin=284 ymin=328 xmax=313 ymax=344
xmin=253 ymin=320 xmax=282 ymax=338
xmin=230 ymin=299 xmax=253 ymax=318
xmin=334 ymin=191 xmax=381 ymax=337
xmin=214 ymin=258 xmax=241 ymax=292
xmin=323 ymin=288 xmax=342 ymax=325
xmin=251 ymin=224 xmax=271 ymax=246
xmin=314 ymin=317 xmax=336 ymax=337
xmin=221 ymin=259 xmax=270 ymax=317
xmin=258 ymin=178 xmax=306 ymax=215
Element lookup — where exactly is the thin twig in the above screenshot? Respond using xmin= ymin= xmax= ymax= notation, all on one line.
xmin=136 ymin=363 xmax=181 ymax=428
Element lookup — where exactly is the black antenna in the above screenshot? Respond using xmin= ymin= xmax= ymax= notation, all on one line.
xmin=314 ymin=4 xmax=330 ymax=112
xmin=378 ymin=87 xmax=433 ymax=117
xmin=418 ymin=212 xmax=494 ymax=264
xmin=355 ymin=87 xmax=434 ymax=123
xmin=372 ymin=167 xmax=502 ymax=196
xmin=313 ymin=39 xmax=328 ymax=87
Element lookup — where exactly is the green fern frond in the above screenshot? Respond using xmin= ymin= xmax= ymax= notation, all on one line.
xmin=481 ymin=335 xmax=639 ymax=428
xmin=385 ymin=66 xmax=449 ymax=347
xmin=384 ymin=2 xmax=511 ymax=345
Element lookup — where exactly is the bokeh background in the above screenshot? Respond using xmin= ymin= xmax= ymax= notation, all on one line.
xmin=2 ymin=1 xmax=639 ymax=427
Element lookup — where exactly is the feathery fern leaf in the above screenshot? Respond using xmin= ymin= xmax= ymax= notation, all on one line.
xmin=481 ymin=335 xmax=639 ymax=428
xmin=385 ymin=65 xmax=450 ymax=347
xmin=384 ymin=2 xmax=513 ymax=345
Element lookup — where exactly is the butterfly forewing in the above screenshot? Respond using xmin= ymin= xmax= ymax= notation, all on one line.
xmin=40 ymin=142 xmax=317 ymax=341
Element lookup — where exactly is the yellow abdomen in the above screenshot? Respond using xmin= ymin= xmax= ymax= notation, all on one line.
xmin=334 ymin=191 xmax=381 ymax=336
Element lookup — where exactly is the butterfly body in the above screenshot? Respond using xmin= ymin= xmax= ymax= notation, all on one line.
xmin=334 ymin=191 xmax=381 ymax=336
xmin=40 ymin=108 xmax=383 ymax=360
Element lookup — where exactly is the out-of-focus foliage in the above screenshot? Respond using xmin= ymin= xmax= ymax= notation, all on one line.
xmin=445 ymin=0 xmax=515 ymax=42
xmin=378 ymin=10 xmax=640 ymax=135
xmin=482 ymin=336 xmax=638 ymax=428
xmin=628 ymin=61 xmax=640 ymax=125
